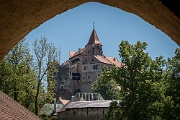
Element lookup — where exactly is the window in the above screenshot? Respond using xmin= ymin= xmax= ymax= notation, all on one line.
xmin=88 ymin=76 xmax=90 ymax=79
xmin=84 ymin=66 xmax=86 ymax=70
xmin=93 ymin=65 xmax=98 ymax=69
xmin=60 ymin=85 xmax=64 ymax=90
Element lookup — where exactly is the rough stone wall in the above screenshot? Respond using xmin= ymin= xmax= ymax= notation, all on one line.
xmin=0 ymin=0 xmax=179 ymax=61
xmin=55 ymin=63 xmax=72 ymax=100
xmin=58 ymin=107 xmax=108 ymax=120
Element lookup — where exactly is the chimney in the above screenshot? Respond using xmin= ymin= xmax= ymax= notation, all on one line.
xmin=71 ymin=96 xmax=75 ymax=102
xmin=78 ymin=48 xmax=81 ymax=53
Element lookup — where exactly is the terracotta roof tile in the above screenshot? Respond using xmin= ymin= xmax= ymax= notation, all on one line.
xmin=94 ymin=55 xmax=122 ymax=68
xmin=69 ymin=48 xmax=86 ymax=58
xmin=69 ymin=51 xmax=76 ymax=58
xmin=0 ymin=91 xmax=41 ymax=120
xmin=85 ymin=29 xmax=102 ymax=47
xmin=105 ymin=56 xmax=122 ymax=68
xmin=94 ymin=55 xmax=112 ymax=65
xmin=59 ymin=97 xmax=70 ymax=105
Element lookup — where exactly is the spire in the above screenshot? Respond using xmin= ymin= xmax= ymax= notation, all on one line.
xmin=93 ymin=22 xmax=95 ymax=30
xmin=85 ymin=27 xmax=102 ymax=47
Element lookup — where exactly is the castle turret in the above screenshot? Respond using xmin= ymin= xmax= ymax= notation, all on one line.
xmin=85 ymin=29 xmax=102 ymax=47
xmin=85 ymin=28 xmax=103 ymax=56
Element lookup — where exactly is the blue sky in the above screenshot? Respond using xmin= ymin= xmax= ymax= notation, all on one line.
xmin=25 ymin=2 xmax=179 ymax=64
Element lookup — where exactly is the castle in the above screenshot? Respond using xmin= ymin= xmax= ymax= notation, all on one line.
xmin=55 ymin=28 xmax=122 ymax=100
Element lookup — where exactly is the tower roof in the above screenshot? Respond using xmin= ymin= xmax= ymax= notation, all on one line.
xmin=85 ymin=29 xmax=102 ymax=47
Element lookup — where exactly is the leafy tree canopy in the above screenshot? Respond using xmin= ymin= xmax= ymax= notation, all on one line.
xmin=92 ymin=66 xmax=120 ymax=100
xmin=106 ymin=40 xmax=170 ymax=120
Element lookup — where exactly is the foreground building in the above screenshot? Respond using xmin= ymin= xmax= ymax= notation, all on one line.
xmin=55 ymin=28 xmax=122 ymax=99
xmin=0 ymin=91 xmax=41 ymax=120
xmin=40 ymin=97 xmax=70 ymax=119
xmin=57 ymin=100 xmax=112 ymax=120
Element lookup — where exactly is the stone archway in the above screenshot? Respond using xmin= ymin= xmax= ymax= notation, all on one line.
xmin=0 ymin=0 xmax=179 ymax=61
xmin=0 ymin=1 xmax=180 ymax=119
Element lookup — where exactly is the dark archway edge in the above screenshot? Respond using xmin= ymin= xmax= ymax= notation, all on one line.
xmin=0 ymin=0 xmax=179 ymax=60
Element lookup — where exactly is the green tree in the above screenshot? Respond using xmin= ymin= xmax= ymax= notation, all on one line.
xmin=0 ymin=59 xmax=13 ymax=94
xmin=32 ymin=36 xmax=58 ymax=115
xmin=46 ymin=60 xmax=59 ymax=102
xmin=106 ymin=40 xmax=169 ymax=120
xmin=92 ymin=66 xmax=120 ymax=100
xmin=0 ymin=39 xmax=37 ymax=112
xmin=163 ymin=48 xmax=180 ymax=120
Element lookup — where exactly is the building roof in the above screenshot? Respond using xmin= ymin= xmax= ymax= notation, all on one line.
xmin=59 ymin=97 xmax=70 ymax=105
xmin=69 ymin=51 xmax=76 ymax=58
xmin=105 ymin=56 xmax=122 ymax=68
xmin=94 ymin=55 xmax=122 ymax=67
xmin=58 ymin=100 xmax=113 ymax=113
xmin=61 ymin=60 xmax=69 ymax=66
xmin=94 ymin=55 xmax=112 ymax=65
xmin=0 ymin=91 xmax=41 ymax=120
xmin=40 ymin=103 xmax=64 ymax=116
xmin=85 ymin=29 xmax=102 ymax=47
xmin=69 ymin=48 xmax=86 ymax=58
xmin=66 ymin=100 xmax=112 ymax=109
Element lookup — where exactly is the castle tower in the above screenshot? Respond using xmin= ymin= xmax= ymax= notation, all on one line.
xmin=57 ymin=26 xmax=122 ymax=97
xmin=85 ymin=28 xmax=103 ymax=56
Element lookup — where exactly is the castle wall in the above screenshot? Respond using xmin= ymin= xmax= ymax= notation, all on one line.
xmin=58 ymin=107 xmax=109 ymax=120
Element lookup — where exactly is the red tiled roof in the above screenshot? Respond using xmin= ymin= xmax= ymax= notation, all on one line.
xmin=69 ymin=48 xmax=86 ymax=58
xmin=94 ymin=55 xmax=122 ymax=68
xmin=94 ymin=55 xmax=112 ymax=65
xmin=69 ymin=51 xmax=76 ymax=58
xmin=0 ymin=91 xmax=41 ymax=120
xmin=59 ymin=97 xmax=70 ymax=105
xmin=85 ymin=29 xmax=102 ymax=47
xmin=105 ymin=56 xmax=122 ymax=68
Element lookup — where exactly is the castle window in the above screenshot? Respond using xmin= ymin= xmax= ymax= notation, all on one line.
xmin=88 ymin=76 xmax=90 ymax=79
xmin=60 ymin=85 xmax=64 ymax=90
xmin=93 ymin=65 xmax=98 ymax=69
xmin=84 ymin=66 xmax=86 ymax=70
